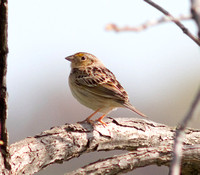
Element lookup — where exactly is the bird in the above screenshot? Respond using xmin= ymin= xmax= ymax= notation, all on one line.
xmin=65 ymin=52 xmax=146 ymax=125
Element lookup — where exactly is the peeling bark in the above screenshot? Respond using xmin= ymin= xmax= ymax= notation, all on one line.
xmin=0 ymin=118 xmax=200 ymax=174
xmin=66 ymin=145 xmax=200 ymax=175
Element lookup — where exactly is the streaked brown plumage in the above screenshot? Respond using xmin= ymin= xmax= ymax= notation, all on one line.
xmin=65 ymin=52 xmax=146 ymax=125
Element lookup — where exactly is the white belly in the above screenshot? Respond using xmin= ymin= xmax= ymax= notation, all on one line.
xmin=69 ymin=80 xmax=121 ymax=113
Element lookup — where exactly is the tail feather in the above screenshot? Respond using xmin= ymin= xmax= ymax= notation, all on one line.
xmin=124 ymin=103 xmax=146 ymax=118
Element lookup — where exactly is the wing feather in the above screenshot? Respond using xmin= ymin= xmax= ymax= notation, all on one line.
xmin=71 ymin=67 xmax=129 ymax=103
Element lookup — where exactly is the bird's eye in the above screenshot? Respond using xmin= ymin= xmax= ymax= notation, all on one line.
xmin=81 ymin=56 xmax=86 ymax=61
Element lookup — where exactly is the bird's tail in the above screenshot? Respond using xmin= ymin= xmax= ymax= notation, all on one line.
xmin=124 ymin=103 xmax=147 ymax=118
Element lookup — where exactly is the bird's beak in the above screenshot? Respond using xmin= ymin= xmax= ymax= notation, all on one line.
xmin=65 ymin=55 xmax=74 ymax=62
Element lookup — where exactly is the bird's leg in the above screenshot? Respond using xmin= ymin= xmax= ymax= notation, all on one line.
xmin=97 ymin=114 xmax=107 ymax=126
xmin=85 ymin=109 xmax=100 ymax=123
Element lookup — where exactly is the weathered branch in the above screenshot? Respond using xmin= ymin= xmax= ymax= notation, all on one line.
xmin=66 ymin=145 xmax=200 ymax=175
xmin=0 ymin=118 xmax=200 ymax=174
xmin=0 ymin=0 xmax=10 ymax=170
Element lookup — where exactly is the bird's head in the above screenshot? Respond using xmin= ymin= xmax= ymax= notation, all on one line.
xmin=65 ymin=52 xmax=103 ymax=68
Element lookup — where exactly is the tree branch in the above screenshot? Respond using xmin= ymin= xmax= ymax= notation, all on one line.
xmin=106 ymin=0 xmax=200 ymax=46
xmin=0 ymin=118 xmax=200 ymax=174
xmin=191 ymin=0 xmax=200 ymax=37
xmin=66 ymin=145 xmax=200 ymax=175
xmin=169 ymin=87 xmax=200 ymax=175
xmin=106 ymin=15 xmax=191 ymax=32
xmin=143 ymin=0 xmax=200 ymax=46
xmin=0 ymin=0 xmax=10 ymax=170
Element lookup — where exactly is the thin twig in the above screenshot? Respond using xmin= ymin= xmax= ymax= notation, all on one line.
xmin=106 ymin=15 xmax=191 ymax=32
xmin=169 ymin=87 xmax=200 ymax=175
xmin=143 ymin=0 xmax=200 ymax=46
xmin=191 ymin=0 xmax=200 ymax=37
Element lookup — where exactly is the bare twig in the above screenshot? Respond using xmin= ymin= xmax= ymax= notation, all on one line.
xmin=169 ymin=87 xmax=200 ymax=175
xmin=106 ymin=15 xmax=191 ymax=32
xmin=191 ymin=0 xmax=200 ymax=37
xmin=143 ymin=0 xmax=200 ymax=46
xmin=0 ymin=0 xmax=10 ymax=170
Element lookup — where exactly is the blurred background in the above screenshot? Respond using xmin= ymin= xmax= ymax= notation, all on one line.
xmin=7 ymin=0 xmax=200 ymax=174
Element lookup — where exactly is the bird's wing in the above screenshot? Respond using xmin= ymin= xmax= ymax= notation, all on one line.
xmin=72 ymin=67 xmax=129 ymax=102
